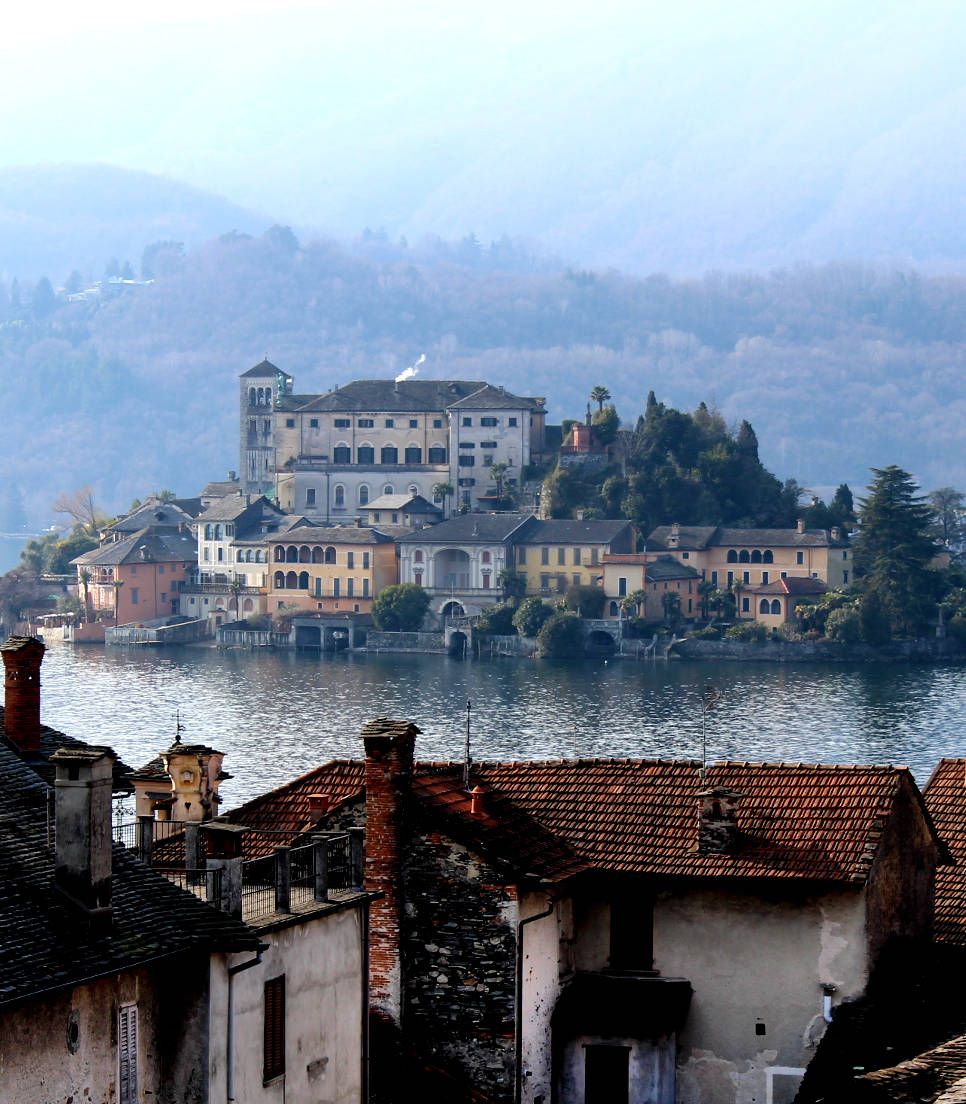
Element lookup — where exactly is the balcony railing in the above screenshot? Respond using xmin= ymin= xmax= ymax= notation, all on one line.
xmin=181 ymin=582 xmax=263 ymax=595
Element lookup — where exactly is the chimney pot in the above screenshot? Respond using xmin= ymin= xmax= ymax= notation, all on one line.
xmin=308 ymin=792 xmax=330 ymax=822
xmin=697 ymin=786 xmax=743 ymax=854
xmin=51 ymin=746 xmax=116 ymax=922
xmin=1 ymin=635 xmax=46 ymax=756
xmin=469 ymin=785 xmax=485 ymax=817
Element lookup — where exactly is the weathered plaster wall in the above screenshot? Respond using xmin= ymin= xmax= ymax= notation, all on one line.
xmin=209 ymin=907 xmax=365 ymax=1104
xmin=558 ymin=1035 xmax=676 ymax=1104
xmin=654 ymin=885 xmax=868 ymax=1104
xmin=0 ymin=960 xmax=209 ymax=1104
xmin=403 ymin=827 xmax=519 ymax=1103
xmin=519 ymin=892 xmax=571 ymax=1104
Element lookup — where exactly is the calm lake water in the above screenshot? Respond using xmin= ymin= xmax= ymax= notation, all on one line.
xmin=34 ymin=641 xmax=966 ymax=808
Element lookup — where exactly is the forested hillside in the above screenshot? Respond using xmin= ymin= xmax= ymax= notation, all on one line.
xmin=1 ymin=226 xmax=963 ymax=528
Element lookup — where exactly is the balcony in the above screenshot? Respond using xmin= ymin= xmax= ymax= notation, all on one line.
xmin=181 ymin=582 xmax=263 ymax=596
xmin=285 ymin=458 xmax=449 ymax=474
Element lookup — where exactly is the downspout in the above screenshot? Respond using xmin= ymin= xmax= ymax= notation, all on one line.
xmin=226 ymin=945 xmax=267 ymax=1104
xmin=515 ymin=891 xmax=556 ymax=1104
xmin=362 ymin=898 xmax=371 ymax=1104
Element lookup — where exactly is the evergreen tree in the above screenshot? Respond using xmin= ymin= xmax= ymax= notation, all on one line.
xmin=855 ymin=466 xmax=938 ymax=637
xmin=31 ymin=276 xmax=56 ymax=318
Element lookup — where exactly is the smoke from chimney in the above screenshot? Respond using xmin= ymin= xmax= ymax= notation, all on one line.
xmin=395 ymin=354 xmax=425 ymax=383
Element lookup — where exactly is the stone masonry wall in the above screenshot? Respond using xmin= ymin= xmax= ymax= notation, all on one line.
xmin=403 ymin=826 xmax=519 ymax=1103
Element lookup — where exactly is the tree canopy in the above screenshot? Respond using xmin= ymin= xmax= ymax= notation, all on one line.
xmin=372 ymin=583 xmax=430 ymax=632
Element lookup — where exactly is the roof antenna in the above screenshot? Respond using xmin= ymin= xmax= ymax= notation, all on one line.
xmin=174 ymin=709 xmax=185 ymax=746
xmin=463 ymin=699 xmax=472 ymax=791
xmin=699 ymin=684 xmax=721 ymax=781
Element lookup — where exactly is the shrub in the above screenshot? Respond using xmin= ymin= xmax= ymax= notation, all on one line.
xmin=372 ymin=583 xmax=430 ymax=632
xmin=564 ymin=584 xmax=606 ymax=619
xmin=537 ymin=611 xmax=585 ymax=658
xmin=724 ymin=622 xmax=767 ymax=642
xmin=512 ymin=596 xmax=554 ymax=637
xmin=476 ymin=604 xmax=517 ymax=636
xmin=826 ymin=605 xmax=861 ymax=644
xmin=691 ymin=625 xmax=722 ymax=640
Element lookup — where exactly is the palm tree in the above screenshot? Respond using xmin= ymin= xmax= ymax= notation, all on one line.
xmin=79 ymin=569 xmax=92 ymax=621
xmin=431 ymin=481 xmax=455 ymax=517
xmin=661 ymin=590 xmax=682 ymax=625
xmin=621 ymin=589 xmax=647 ymax=618
xmin=590 ymin=385 xmax=611 ymax=412
xmin=228 ymin=576 xmax=245 ymax=621
xmin=698 ymin=580 xmax=715 ymax=620
xmin=731 ymin=579 xmax=746 ymax=619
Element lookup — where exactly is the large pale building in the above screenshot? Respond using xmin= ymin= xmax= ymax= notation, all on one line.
xmin=239 ymin=362 xmax=547 ymax=516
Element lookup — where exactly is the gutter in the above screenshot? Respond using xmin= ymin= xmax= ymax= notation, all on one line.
xmin=514 ymin=889 xmax=556 ymax=1104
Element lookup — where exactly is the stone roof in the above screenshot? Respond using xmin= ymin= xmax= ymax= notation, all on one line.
xmin=196 ymin=494 xmax=280 ymax=523
xmin=70 ymin=528 xmax=197 ymax=568
xmin=445 ymin=383 xmax=544 ymax=411
xmin=516 ymin=519 xmax=632 ymax=545
xmin=850 ymin=1033 xmax=966 ymax=1102
xmin=240 ymin=358 xmax=290 ymax=379
xmin=924 ymin=759 xmax=966 ymax=946
xmin=294 ymin=379 xmax=483 ymax=413
xmin=266 ymin=524 xmax=394 ymax=546
xmin=106 ymin=501 xmax=195 ymax=534
xmin=364 ymin=494 xmax=441 ymax=514
xmin=647 ymin=524 xmax=845 ymax=551
xmin=221 ymin=747 xmax=935 ymax=885
xmin=200 ymin=479 xmax=242 ymax=499
xmin=0 ymin=741 xmax=256 ymax=1008
xmin=398 ymin=513 xmax=533 ymax=544
xmin=749 ymin=576 xmax=828 ymax=596
xmin=645 ymin=558 xmax=702 ymax=581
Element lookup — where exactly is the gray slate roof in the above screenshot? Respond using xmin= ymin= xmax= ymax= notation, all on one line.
xmin=647 ymin=524 xmax=845 ymax=551
xmin=268 ymin=523 xmax=394 ymax=545
xmin=196 ymin=494 xmax=282 ymax=523
xmin=399 ymin=513 xmax=533 ymax=544
xmin=446 ymin=383 xmax=544 ymax=411
xmin=240 ymin=358 xmax=291 ymax=379
xmin=71 ymin=528 xmax=197 ymax=568
xmin=293 ymin=379 xmax=541 ymax=414
xmin=106 ymin=501 xmax=195 ymax=535
xmin=646 ymin=558 xmax=701 ymax=581
xmin=364 ymin=494 xmax=441 ymax=514
xmin=517 ymin=519 xmax=633 ymax=545
xmin=0 ymin=741 xmax=256 ymax=1008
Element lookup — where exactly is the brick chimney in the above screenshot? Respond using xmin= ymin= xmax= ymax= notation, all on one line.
xmin=360 ymin=717 xmax=420 ymax=1025
xmin=697 ymin=786 xmax=743 ymax=854
xmin=50 ymin=746 xmax=116 ymax=925
xmin=1 ymin=635 xmax=46 ymax=756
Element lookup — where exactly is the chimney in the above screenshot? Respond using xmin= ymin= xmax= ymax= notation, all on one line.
xmin=830 ymin=526 xmax=841 ymax=542
xmin=469 ymin=785 xmax=485 ymax=817
xmin=360 ymin=717 xmax=421 ymax=1025
xmin=697 ymin=786 xmax=743 ymax=854
xmin=308 ymin=792 xmax=331 ymax=823
xmin=797 ymin=518 xmax=806 ymax=534
xmin=51 ymin=746 xmax=117 ymax=924
xmin=161 ymin=743 xmax=227 ymax=822
xmin=1 ymin=635 xmax=46 ymax=756
xmin=668 ymin=522 xmax=680 ymax=549
xmin=228 ymin=470 xmax=237 ymax=481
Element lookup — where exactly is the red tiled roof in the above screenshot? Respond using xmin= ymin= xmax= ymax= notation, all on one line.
xmin=223 ymin=752 xmax=924 ymax=884
xmin=924 ymin=759 xmax=966 ymax=945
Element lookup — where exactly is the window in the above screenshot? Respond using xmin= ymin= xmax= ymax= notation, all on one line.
xmin=727 ymin=570 xmax=734 ymax=586
xmin=590 ymin=548 xmax=599 ymax=566
xmin=404 ymin=446 xmax=422 ymax=463
xmin=357 ymin=446 xmax=375 ymax=464
xmin=556 ymin=574 xmax=566 ymax=593
xmin=263 ymin=976 xmax=285 ymax=1083
xmin=347 ymin=578 xmax=355 ymax=597
xmin=306 ymin=488 xmax=316 ymax=507
xmin=843 ymin=570 xmax=849 ymax=583
xmin=118 ymin=1004 xmax=139 ymax=1104
xmin=347 ymin=551 xmax=354 ymax=568
xmin=409 ymin=419 xmax=418 ymax=428
xmin=383 ymin=484 xmax=394 ymax=495
xmin=433 ymin=418 xmax=443 ymax=428
xmin=780 ymin=571 xmax=787 ymax=579
xmin=334 ymin=484 xmax=345 ymax=508
xmin=462 ymin=416 xmax=472 ymax=427
xmin=517 ymin=547 xmax=526 ymax=565
xmin=843 ymin=550 xmax=848 ymax=560
xmin=334 ymin=418 xmax=350 ymax=428
xmin=309 ymin=418 xmax=319 ymax=428
xmin=727 ymin=549 xmax=738 ymax=563
xmin=217 ymin=548 xmax=224 ymax=562
xmin=797 ymin=551 xmax=804 ymax=565
xmin=751 ymin=550 xmax=762 ymax=564
xmin=763 ymin=550 xmax=774 ymax=563
xmin=381 ymin=445 xmax=398 ymax=464
xmin=459 ymin=442 xmax=476 ymax=449
xmin=363 ymin=552 xmax=370 ymax=569
xmin=333 ymin=445 xmax=351 ymax=463
xmin=618 ymin=577 xmax=627 ymax=597
xmin=762 ymin=571 xmax=769 ymax=584
xmin=541 ymin=547 xmax=550 ymax=566
xmin=363 ymin=578 xmax=370 ymax=597
xmin=741 ymin=597 xmax=750 ymax=612
xmin=743 ymin=571 xmax=750 ymax=584
xmin=428 ymin=446 xmax=447 ymax=464
xmin=358 ymin=486 xmax=369 ymax=505
xmin=557 ymin=547 xmax=566 ymax=565
xmin=482 ymin=573 xmax=491 ymax=589
xmin=610 ymin=893 xmax=652 ymax=969
xmin=711 ymin=570 xmax=718 ymax=586
xmin=573 ymin=573 xmax=581 ymax=586
xmin=739 ymin=550 xmax=750 ymax=563
xmin=760 ymin=599 xmax=770 ymax=614
xmin=682 ymin=551 xmax=690 ymax=559
xmin=481 ymin=416 xmax=498 ymax=427
xmin=385 ymin=418 xmax=394 ymax=428
xmin=285 ymin=418 xmax=295 ymax=428
xmin=130 ymin=587 xmax=139 ymax=604
xmin=540 ymin=573 xmax=550 ymax=590
xmin=481 ymin=550 xmax=491 ymax=564
xmin=508 ymin=417 xmax=518 ymax=427
xmin=158 ymin=564 xmax=165 ymax=574
xmin=299 ymin=571 xmax=309 ymax=590
xmin=771 ymin=599 xmax=782 ymax=615
xmin=481 ymin=440 xmax=497 ymax=449
xmin=458 ymin=477 xmax=475 ymax=487
xmin=333 ymin=578 xmax=340 ymax=597
xmin=358 ymin=418 xmax=374 ymax=428
xmin=458 ymin=456 xmax=475 ymax=467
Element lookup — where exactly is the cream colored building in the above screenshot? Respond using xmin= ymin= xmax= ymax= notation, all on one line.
xmin=514 ymin=519 xmax=635 ymax=596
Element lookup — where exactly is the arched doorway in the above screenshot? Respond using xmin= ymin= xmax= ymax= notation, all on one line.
xmin=434 ymin=548 xmax=471 ymax=590
xmin=441 ymin=600 xmax=465 ymax=619
xmin=585 ymin=629 xmax=616 ymax=655
xmin=448 ymin=630 xmax=468 ymax=658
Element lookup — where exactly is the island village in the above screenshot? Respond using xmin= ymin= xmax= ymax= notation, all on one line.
xmin=1 ymin=358 xmax=965 ymax=1104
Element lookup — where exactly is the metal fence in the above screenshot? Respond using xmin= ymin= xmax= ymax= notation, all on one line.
xmin=113 ymin=819 xmax=187 ymax=863
xmin=163 ymin=866 xmax=223 ymax=907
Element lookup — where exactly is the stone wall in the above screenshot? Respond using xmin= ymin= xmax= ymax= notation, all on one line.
xmin=366 ymin=631 xmax=447 ymax=654
xmin=403 ymin=826 xmax=519 ymax=1103
xmin=674 ymin=637 xmax=964 ymax=663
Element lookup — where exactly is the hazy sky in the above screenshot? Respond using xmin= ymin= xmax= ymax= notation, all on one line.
xmin=3 ymin=1 xmax=964 ymax=271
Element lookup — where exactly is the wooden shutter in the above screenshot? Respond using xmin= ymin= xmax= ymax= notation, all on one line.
xmin=263 ymin=975 xmax=286 ymax=1081
xmin=118 ymin=1004 xmax=138 ymax=1104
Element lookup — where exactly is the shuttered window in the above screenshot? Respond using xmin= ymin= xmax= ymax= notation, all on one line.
xmin=118 ymin=1004 xmax=139 ymax=1104
xmin=264 ymin=975 xmax=286 ymax=1082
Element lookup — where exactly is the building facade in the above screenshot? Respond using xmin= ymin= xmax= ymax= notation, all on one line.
xmin=513 ymin=519 xmax=635 ymax=596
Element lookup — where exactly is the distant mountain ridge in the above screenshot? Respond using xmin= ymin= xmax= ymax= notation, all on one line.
xmin=0 ymin=164 xmax=270 ymax=280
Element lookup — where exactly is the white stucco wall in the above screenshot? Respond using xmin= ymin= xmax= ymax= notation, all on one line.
xmin=209 ymin=906 xmax=365 ymax=1104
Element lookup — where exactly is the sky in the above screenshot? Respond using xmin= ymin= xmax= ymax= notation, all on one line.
xmin=1 ymin=0 xmax=964 ymax=272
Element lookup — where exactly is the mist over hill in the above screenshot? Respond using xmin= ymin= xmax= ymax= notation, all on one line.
xmin=0 ymin=225 xmax=963 ymax=534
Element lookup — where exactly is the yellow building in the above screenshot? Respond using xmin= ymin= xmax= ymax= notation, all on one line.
xmin=513 ymin=519 xmax=635 ymax=597
xmin=266 ymin=523 xmax=397 ymax=614
xmin=601 ymin=555 xmax=702 ymax=620
xmin=645 ymin=521 xmax=850 ymax=620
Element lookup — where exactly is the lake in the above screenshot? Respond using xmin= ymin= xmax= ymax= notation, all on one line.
xmin=34 ymin=641 xmax=966 ymax=808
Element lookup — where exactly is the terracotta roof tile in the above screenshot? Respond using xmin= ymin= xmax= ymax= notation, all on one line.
xmin=924 ymin=759 xmax=966 ymax=945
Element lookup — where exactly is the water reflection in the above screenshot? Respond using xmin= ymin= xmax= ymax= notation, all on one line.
xmin=37 ymin=643 xmax=966 ymax=807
